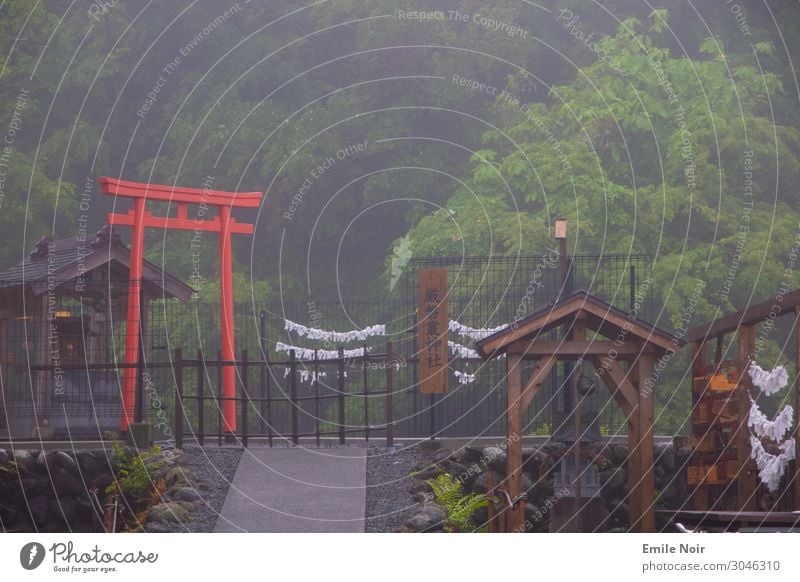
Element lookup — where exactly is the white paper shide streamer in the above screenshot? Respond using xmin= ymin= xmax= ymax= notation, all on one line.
xmin=449 ymin=320 xmax=509 ymax=341
xmin=750 ymin=436 xmax=796 ymax=493
xmin=746 ymin=363 xmax=796 ymax=493
xmin=748 ymin=399 xmax=794 ymax=442
xmin=276 ymin=341 xmax=370 ymax=360
xmin=454 ymin=370 xmax=476 ymax=384
xmin=748 ymin=363 xmax=789 ymax=396
xmin=284 ymin=319 xmax=385 ymax=343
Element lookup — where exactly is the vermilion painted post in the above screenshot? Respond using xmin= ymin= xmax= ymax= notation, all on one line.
xmin=219 ymin=205 xmax=236 ymax=435
xmin=122 ymin=197 xmax=146 ymax=432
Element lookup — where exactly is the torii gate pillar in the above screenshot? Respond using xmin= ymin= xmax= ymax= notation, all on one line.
xmin=99 ymin=177 xmax=263 ymax=436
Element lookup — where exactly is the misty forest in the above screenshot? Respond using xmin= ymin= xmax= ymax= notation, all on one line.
xmin=1 ymin=1 xmax=800 ymax=434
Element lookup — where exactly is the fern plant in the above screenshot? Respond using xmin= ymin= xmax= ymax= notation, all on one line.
xmin=105 ymin=432 xmax=164 ymax=497
xmin=426 ymin=473 xmax=488 ymax=532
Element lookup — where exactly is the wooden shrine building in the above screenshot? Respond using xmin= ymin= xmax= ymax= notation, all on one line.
xmin=476 ymin=290 xmax=684 ymax=532
xmin=0 ymin=226 xmax=193 ymax=438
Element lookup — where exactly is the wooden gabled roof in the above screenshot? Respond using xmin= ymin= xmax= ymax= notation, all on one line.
xmin=0 ymin=226 xmax=194 ymax=302
xmin=476 ymin=289 xmax=683 ymax=357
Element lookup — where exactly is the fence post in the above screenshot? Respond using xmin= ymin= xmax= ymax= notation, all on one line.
xmin=363 ymin=344 xmax=369 ymax=441
xmin=174 ymin=348 xmax=184 ymax=449
xmin=240 ymin=350 xmax=248 ymax=448
xmin=197 ymin=349 xmax=205 ymax=446
xmin=386 ymin=341 xmax=394 ymax=448
xmin=314 ymin=349 xmax=320 ymax=447
xmin=217 ymin=349 xmax=222 ymax=447
xmin=290 ymin=349 xmax=298 ymax=445
xmin=338 ymin=347 xmax=346 ymax=445
xmin=259 ymin=310 xmax=268 ymax=435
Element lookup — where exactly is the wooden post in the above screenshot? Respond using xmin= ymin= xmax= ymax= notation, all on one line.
xmin=737 ymin=324 xmax=757 ymax=511
xmin=638 ymin=352 xmax=655 ymax=532
xmin=627 ymin=363 xmax=642 ymax=532
xmin=314 ymin=349 xmax=320 ymax=447
xmin=385 ymin=341 xmax=394 ymax=448
xmin=794 ymin=308 xmax=800 ymax=510
xmin=505 ymin=353 xmax=525 ymax=532
xmin=690 ymin=340 xmax=708 ymax=510
xmin=174 ymin=348 xmax=183 ymax=449
xmin=363 ymin=345 xmax=369 ymax=441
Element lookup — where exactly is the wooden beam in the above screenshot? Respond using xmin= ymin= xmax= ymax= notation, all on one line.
xmin=627 ymin=397 xmax=642 ymax=532
xmin=595 ymin=358 xmax=638 ymax=414
xmin=736 ymin=324 xmax=757 ymax=511
xmin=520 ymin=353 xmax=558 ymax=411
xmin=794 ymin=308 xmax=800 ymax=510
xmin=588 ymin=357 xmax=632 ymax=417
xmin=506 ymin=340 xmax=646 ymax=357
xmin=687 ymin=289 xmax=800 ymax=342
xmin=690 ymin=340 xmax=709 ymax=511
xmin=478 ymin=300 xmax=584 ymax=355
xmin=505 ymin=353 xmax=525 ymax=532
xmin=638 ymin=352 xmax=656 ymax=532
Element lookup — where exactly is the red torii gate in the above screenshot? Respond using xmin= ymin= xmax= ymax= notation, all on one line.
xmin=98 ymin=177 xmax=263 ymax=435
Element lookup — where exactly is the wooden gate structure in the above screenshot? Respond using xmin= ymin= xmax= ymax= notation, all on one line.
xmin=476 ymin=290 xmax=683 ymax=532
xmin=686 ymin=290 xmax=800 ymax=513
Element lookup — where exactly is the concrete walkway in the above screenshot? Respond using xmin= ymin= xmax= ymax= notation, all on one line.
xmin=214 ymin=447 xmax=366 ymax=532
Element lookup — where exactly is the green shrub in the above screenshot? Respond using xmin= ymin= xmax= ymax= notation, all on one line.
xmin=426 ymin=473 xmax=488 ymax=532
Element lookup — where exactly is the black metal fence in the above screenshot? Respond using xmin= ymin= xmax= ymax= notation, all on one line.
xmin=1 ymin=253 xmax=654 ymax=441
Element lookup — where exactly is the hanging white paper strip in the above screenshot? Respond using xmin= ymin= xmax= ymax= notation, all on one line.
xmin=748 ymin=398 xmax=795 ymax=442
xmin=749 ymin=435 xmax=796 ymax=493
xmin=275 ymin=342 xmax=370 ymax=360
xmin=748 ymin=363 xmax=789 ymax=396
xmin=454 ymin=370 xmax=476 ymax=384
xmin=448 ymin=341 xmax=479 ymax=359
xmin=284 ymin=319 xmax=385 ymax=343
xmin=449 ymin=319 xmax=509 ymax=340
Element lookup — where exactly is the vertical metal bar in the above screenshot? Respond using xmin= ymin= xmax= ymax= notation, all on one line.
xmin=363 ymin=344 xmax=369 ymax=440
xmin=429 ymin=393 xmax=437 ymax=440
xmin=386 ymin=341 xmax=394 ymax=448
xmin=241 ymin=350 xmax=248 ymax=448
xmin=174 ymin=348 xmax=183 ymax=450
xmin=290 ymin=349 xmax=298 ymax=445
xmin=259 ymin=310 xmax=268 ymax=435
xmin=629 ymin=264 xmax=636 ymax=312
xmin=338 ymin=347 xmax=346 ymax=445
xmin=267 ymin=354 xmax=273 ymax=447
xmin=197 ymin=349 xmax=205 ymax=446
xmin=217 ymin=349 xmax=222 ymax=447
xmin=314 ymin=349 xmax=320 ymax=446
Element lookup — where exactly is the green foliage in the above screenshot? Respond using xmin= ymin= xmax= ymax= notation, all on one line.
xmin=105 ymin=433 xmax=164 ymax=498
xmin=426 ymin=473 xmax=488 ymax=533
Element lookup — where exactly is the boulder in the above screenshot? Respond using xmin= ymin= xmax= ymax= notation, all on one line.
xmin=78 ymin=451 xmax=109 ymax=476
xmin=481 ymin=447 xmax=506 ymax=473
xmin=55 ymin=451 xmax=80 ymax=476
xmin=0 ymin=449 xmax=8 ymax=466
xmin=404 ymin=503 xmax=447 ymax=532
xmin=29 ymin=495 xmax=51 ymax=528
xmin=167 ymin=486 xmax=202 ymax=503
xmin=48 ymin=497 xmax=77 ymax=527
xmin=410 ymin=463 xmax=445 ymax=481
xmin=432 ymin=448 xmax=454 ymax=464
xmin=454 ymin=446 xmax=483 ymax=466
xmin=14 ymin=450 xmax=36 ymax=475
xmin=521 ymin=448 xmax=548 ymax=476
xmin=93 ymin=472 xmax=114 ymax=494
xmin=407 ymin=478 xmax=434 ymax=503
xmin=146 ymin=501 xmax=195 ymax=525
xmin=163 ymin=467 xmax=188 ymax=487
xmin=53 ymin=469 xmax=84 ymax=497
xmin=600 ymin=466 xmax=626 ymax=495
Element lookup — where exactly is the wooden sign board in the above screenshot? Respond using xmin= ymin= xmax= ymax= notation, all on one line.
xmin=418 ymin=268 xmax=448 ymax=394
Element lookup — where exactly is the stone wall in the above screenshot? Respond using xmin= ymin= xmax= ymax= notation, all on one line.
xmin=400 ymin=441 xmax=687 ymax=532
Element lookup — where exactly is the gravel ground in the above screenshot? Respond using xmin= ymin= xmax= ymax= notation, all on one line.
xmin=365 ymin=444 xmax=425 ymax=532
xmin=158 ymin=445 xmax=243 ymax=533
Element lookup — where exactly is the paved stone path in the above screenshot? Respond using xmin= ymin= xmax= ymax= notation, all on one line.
xmin=214 ymin=447 xmax=366 ymax=532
